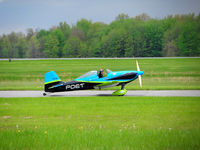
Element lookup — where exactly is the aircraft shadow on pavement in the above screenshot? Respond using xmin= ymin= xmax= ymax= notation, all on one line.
xmin=45 ymin=94 xmax=145 ymax=97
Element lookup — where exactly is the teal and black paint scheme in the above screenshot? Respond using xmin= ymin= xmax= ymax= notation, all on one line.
xmin=44 ymin=71 xmax=99 ymax=93
xmin=44 ymin=68 xmax=144 ymax=96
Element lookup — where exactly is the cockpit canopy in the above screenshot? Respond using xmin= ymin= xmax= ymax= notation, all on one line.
xmin=76 ymin=69 xmax=112 ymax=79
xmin=106 ymin=69 xmax=112 ymax=74
xmin=77 ymin=71 xmax=97 ymax=79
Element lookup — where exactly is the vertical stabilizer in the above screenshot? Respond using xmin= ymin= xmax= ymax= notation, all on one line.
xmin=44 ymin=71 xmax=62 ymax=92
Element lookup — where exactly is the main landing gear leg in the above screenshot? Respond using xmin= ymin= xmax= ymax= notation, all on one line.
xmin=112 ymin=83 xmax=127 ymax=96
xmin=121 ymin=83 xmax=125 ymax=90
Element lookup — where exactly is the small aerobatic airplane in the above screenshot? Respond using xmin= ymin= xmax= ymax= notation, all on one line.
xmin=43 ymin=60 xmax=144 ymax=96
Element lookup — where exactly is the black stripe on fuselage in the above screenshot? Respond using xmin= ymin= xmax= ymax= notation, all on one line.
xmin=108 ymin=72 xmax=137 ymax=80
xmin=45 ymin=80 xmax=100 ymax=93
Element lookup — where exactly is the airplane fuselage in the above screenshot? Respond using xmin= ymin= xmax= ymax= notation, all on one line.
xmin=44 ymin=69 xmax=144 ymax=96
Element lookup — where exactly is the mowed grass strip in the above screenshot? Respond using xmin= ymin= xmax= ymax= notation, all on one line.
xmin=0 ymin=97 xmax=200 ymax=150
xmin=0 ymin=58 xmax=200 ymax=90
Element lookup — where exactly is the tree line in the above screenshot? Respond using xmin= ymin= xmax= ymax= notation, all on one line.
xmin=0 ymin=13 xmax=200 ymax=58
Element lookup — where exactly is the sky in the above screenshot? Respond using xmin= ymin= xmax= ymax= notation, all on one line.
xmin=0 ymin=0 xmax=200 ymax=35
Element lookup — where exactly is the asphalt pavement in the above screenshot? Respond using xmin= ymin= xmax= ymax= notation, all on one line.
xmin=0 ymin=90 xmax=200 ymax=97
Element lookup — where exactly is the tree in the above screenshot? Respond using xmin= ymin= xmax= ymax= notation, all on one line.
xmin=162 ymin=21 xmax=183 ymax=56
xmin=142 ymin=20 xmax=164 ymax=56
xmin=0 ymin=36 xmax=3 ymax=57
xmin=76 ymin=19 xmax=92 ymax=39
xmin=101 ymin=28 xmax=132 ymax=57
xmin=115 ymin=13 xmax=129 ymax=21
xmin=0 ymin=13 xmax=200 ymax=58
xmin=0 ymin=32 xmax=27 ymax=58
xmin=44 ymin=34 xmax=59 ymax=58
xmin=52 ymin=29 xmax=65 ymax=57
xmin=70 ymin=27 xmax=85 ymax=41
xmin=124 ymin=35 xmax=135 ymax=57
xmin=1 ymin=36 xmax=12 ymax=58
xmin=135 ymin=13 xmax=150 ymax=21
xmin=26 ymin=28 xmax=34 ymax=40
xmin=27 ymin=35 xmax=40 ymax=58
xmin=63 ymin=37 xmax=82 ymax=57
xmin=58 ymin=22 xmax=70 ymax=38
xmin=17 ymin=37 xmax=27 ymax=58
xmin=178 ymin=22 xmax=200 ymax=56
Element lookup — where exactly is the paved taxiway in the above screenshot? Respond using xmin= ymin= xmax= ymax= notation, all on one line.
xmin=0 ymin=90 xmax=200 ymax=97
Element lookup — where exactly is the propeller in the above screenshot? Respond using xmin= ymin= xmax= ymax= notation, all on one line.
xmin=136 ymin=60 xmax=142 ymax=88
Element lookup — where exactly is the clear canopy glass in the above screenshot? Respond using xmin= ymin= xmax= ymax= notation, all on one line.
xmin=77 ymin=71 xmax=97 ymax=79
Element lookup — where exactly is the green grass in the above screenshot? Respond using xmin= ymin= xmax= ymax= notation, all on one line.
xmin=0 ymin=97 xmax=200 ymax=149
xmin=0 ymin=58 xmax=200 ymax=90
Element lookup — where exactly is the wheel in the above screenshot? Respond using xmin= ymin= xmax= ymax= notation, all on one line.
xmin=112 ymin=89 xmax=127 ymax=96
xmin=43 ymin=93 xmax=47 ymax=96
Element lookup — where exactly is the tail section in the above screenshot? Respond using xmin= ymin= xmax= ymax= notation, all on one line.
xmin=44 ymin=71 xmax=62 ymax=92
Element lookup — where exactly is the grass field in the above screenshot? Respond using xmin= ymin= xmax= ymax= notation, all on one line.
xmin=0 ymin=58 xmax=200 ymax=90
xmin=0 ymin=96 xmax=200 ymax=150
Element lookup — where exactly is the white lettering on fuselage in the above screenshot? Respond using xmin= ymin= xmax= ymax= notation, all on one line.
xmin=66 ymin=83 xmax=85 ymax=90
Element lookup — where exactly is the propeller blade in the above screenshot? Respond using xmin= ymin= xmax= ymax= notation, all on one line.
xmin=136 ymin=60 xmax=140 ymax=71
xmin=136 ymin=60 xmax=142 ymax=88
xmin=138 ymin=74 xmax=142 ymax=88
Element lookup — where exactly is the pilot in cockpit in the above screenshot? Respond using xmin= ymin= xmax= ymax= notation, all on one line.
xmin=98 ymin=68 xmax=104 ymax=78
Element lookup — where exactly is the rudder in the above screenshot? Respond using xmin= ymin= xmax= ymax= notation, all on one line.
xmin=44 ymin=71 xmax=62 ymax=92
